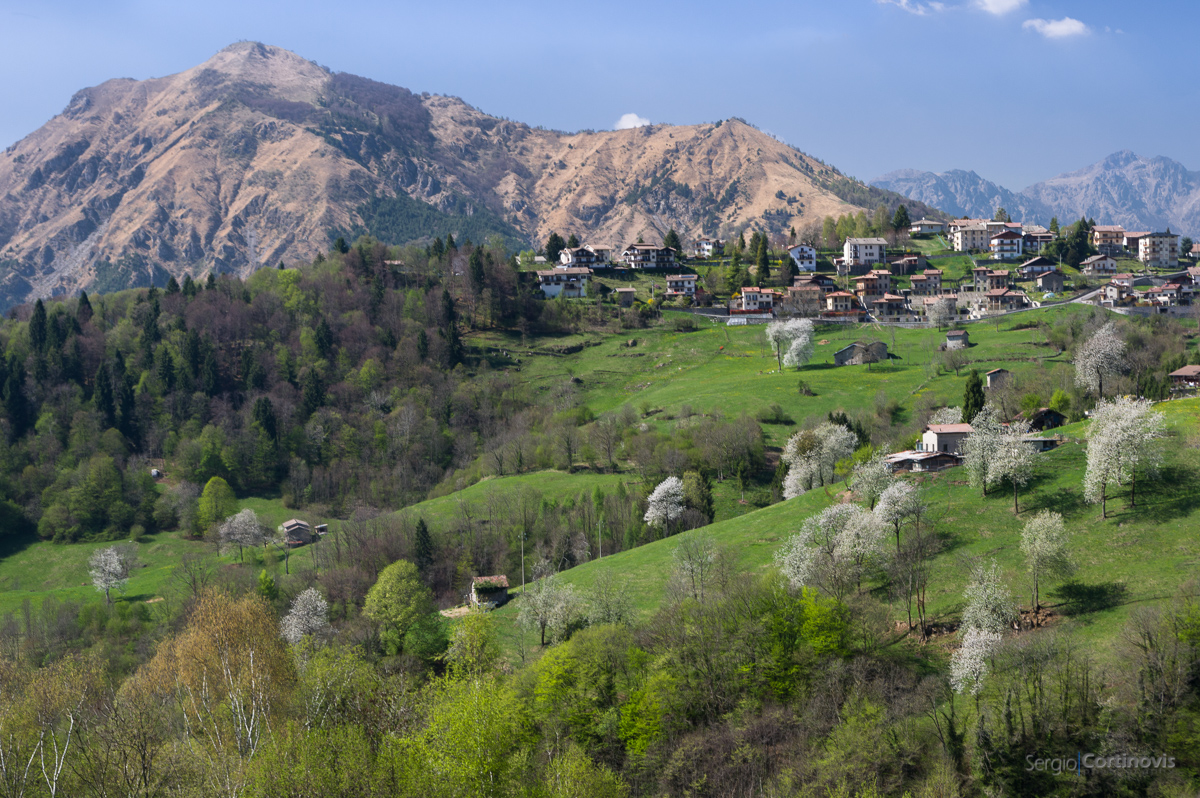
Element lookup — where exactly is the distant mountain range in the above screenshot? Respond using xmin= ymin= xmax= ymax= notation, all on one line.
xmin=872 ymin=151 xmax=1200 ymax=237
xmin=0 ymin=42 xmax=941 ymax=311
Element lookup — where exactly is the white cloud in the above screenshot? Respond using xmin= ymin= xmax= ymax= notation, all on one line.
xmin=975 ymin=0 xmax=1026 ymax=14
xmin=615 ymin=113 xmax=650 ymax=130
xmin=1022 ymin=16 xmax=1090 ymax=38
xmin=876 ymin=0 xmax=945 ymax=15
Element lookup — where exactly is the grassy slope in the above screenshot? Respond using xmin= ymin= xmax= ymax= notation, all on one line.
xmin=492 ymin=398 xmax=1200 ymax=662
xmin=476 ymin=305 xmax=1089 ymax=451
xmin=0 ymin=531 xmax=201 ymax=615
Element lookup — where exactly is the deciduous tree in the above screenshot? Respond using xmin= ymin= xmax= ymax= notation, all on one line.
xmin=1019 ymin=510 xmax=1073 ymax=615
xmin=1074 ymin=321 xmax=1126 ymax=398
xmin=88 ymin=543 xmax=137 ymax=604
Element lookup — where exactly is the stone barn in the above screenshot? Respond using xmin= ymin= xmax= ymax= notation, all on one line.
xmin=834 ymin=341 xmax=889 ymax=366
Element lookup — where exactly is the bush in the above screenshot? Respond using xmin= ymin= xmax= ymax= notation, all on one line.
xmin=797 ymin=379 xmax=816 ymax=397
xmin=756 ymin=404 xmax=795 ymax=425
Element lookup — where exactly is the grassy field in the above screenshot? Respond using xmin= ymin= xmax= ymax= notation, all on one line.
xmin=473 ymin=304 xmax=1089 ymax=450
xmin=490 ymin=397 xmax=1200 ymax=664
xmin=0 ymin=531 xmax=204 ymax=615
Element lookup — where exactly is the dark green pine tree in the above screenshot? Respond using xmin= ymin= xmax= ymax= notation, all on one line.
xmin=416 ymin=329 xmax=429 ymax=361
xmin=755 ymin=238 xmax=770 ymax=284
xmin=201 ymin=350 xmax=219 ymax=396
xmin=252 ymin=397 xmax=278 ymax=441
xmin=663 ymin=228 xmax=682 ymax=253
xmin=93 ymin=362 xmax=116 ymax=429
xmin=566 ymin=233 xmax=580 ymax=248
xmin=892 ymin=204 xmax=911 ymax=232
xmin=301 ymin=369 xmax=324 ymax=416
xmin=29 ymin=300 xmax=47 ymax=352
xmin=544 ymin=231 xmax=566 ymax=264
xmin=963 ymin=370 xmax=985 ymax=424
xmin=314 ymin=317 xmax=334 ymax=359
xmin=3 ymin=358 xmax=30 ymax=440
xmin=117 ymin=377 xmax=137 ymax=443
xmin=779 ymin=251 xmax=797 ymax=286
xmin=205 ymin=272 xmax=217 ymax=291
xmin=156 ymin=347 xmax=176 ymax=392
xmin=182 ymin=275 xmax=197 ymax=297
xmin=77 ymin=291 xmax=93 ymax=325
xmin=445 ymin=323 xmax=464 ymax=367
xmin=445 ymin=233 xmax=457 ymax=251
xmin=725 ymin=252 xmax=744 ymax=295
xmin=413 ymin=517 xmax=433 ymax=572
xmin=165 ymin=276 xmax=180 ymax=295
xmin=430 ymin=237 xmax=445 ymax=259
xmin=468 ymin=247 xmax=486 ymax=292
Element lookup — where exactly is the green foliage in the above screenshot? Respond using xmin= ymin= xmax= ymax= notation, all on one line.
xmin=346 ymin=191 xmax=525 ymax=250
xmin=364 ymin=559 xmax=432 ymax=654
xmin=198 ymin=476 xmax=237 ymax=529
xmin=963 ymin=370 xmax=985 ymax=423
xmin=257 ymin=569 xmax=279 ymax=601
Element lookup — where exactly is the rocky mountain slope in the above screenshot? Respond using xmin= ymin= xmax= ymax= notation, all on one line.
xmin=873 ymin=151 xmax=1200 ymax=236
xmin=0 ymin=42 xmax=939 ymax=310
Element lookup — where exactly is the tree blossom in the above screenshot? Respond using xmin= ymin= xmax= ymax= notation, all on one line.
xmin=89 ymin=544 xmax=137 ymax=604
xmin=766 ymin=318 xmax=815 ymax=371
xmin=950 ymin=628 xmax=1002 ymax=695
xmin=280 ymin=587 xmax=331 ymax=645
xmin=1020 ymin=510 xmax=1073 ymax=613
xmin=1074 ymin=322 xmax=1126 ymax=397
xmin=644 ymin=476 xmax=685 ymax=531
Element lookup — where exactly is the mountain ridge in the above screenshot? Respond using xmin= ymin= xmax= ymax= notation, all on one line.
xmin=872 ymin=152 xmax=1200 ymax=236
xmin=0 ymin=42 xmax=941 ymax=310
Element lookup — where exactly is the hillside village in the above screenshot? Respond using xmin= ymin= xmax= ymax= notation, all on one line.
xmin=534 ymin=214 xmax=1194 ymax=325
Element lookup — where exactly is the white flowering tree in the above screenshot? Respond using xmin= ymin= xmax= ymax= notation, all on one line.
xmin=960 ymin=405 xmax=1002 ymax=497
xmin=961 ymin=560 xmax=1018 ymax=634
xmin=928 ymin=298 xmax=955 ymax=330
xmin=1019 ymin=510 xmax=1074 ymax=615
xmin=1084 ymin=396 xmax=1167 ymax=517
xmin=851 ymin=449 xmax=893 ymax=510
xmin=950 ymin=628 xmax=1002 ymax=695
xmin=929 ymin=406 xmax=963 ymax=425
xmin=220 ymin=508 xmax=267 ymax=561
xmin=1074 ymin=321 xmax=1126 ymax=398
xmin=89 ymin=544 xmax=137 ymax=604
xmin=644 ymin=476 xmax=685 ymax=533
xmin=782 ymin=423 xmax=859 ymax=499
xmin=775 ymin=504 xmax=886 ymax=602
xmin=280 ymin=587 xmax=331 ymax=645
xmin=518 ymin=567 xmax=580 ymax=646
xmin=987 ymin=418 xmax=1036 ymax=513
xmin=875 ymin=480 xmax=923 ymax=553
xmin=765 ymin=318 xmax=815 ymax=372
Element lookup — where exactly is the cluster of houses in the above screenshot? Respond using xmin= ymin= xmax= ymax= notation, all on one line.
xmin=886 ymin=404 xmax=1067 ymax=473
xmin=1087 ymin=266 xmax=1200 ymax=313
xmin=536 ymin=242 xmax=682 ymax=299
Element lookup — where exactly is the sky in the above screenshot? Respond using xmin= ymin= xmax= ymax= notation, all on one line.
xmin=1 ymin=0 xmax=1196 ymax=190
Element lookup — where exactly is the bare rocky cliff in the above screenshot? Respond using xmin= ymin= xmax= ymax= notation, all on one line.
xmin=0 ymin=42 xmax=928 ymax=309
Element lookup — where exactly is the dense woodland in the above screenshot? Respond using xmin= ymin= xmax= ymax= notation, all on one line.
xmin=3 ymin=232 xmax=1200 ymax=797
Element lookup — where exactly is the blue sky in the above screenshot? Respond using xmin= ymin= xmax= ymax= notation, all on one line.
xmin=1 ymin=0 xmax=1195 ymax=189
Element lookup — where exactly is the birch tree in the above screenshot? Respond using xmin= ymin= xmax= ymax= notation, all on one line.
xmin=988 ymin=418 xmax=1036 ymax=513
xmin=1084 ymin=396 xmax=1167 ymax=516
xmin=1019 ymin=510 xmax=1073 ymax=615
xmin=1074 ymin=321 xmax=1126 ymax=398
xmin=88 ymin=544 xmax=137 ymax=604
xmin=765 ymin=319 xmax=814 ymax=372
xmin=644 ymin=476 xmax=685 ymax=533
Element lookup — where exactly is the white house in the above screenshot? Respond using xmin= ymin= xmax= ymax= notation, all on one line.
xmin=1139 ymin=231 xmax=1180 ymax=268
xmin=910 ymin=219 xmax=946 ymax=234
xmin=990 ymin=229 xmax=1023 ymax=260
xmin=1080 ymin=254 xmax=1117 ymax=276
xmin=621 ymin=243 xmax=676 ymax=268
xmin=692 ymin=238 xmax=723 ymax=258
xmin=558 ymin=246 xmax=603 ymax=268
xmin=843 ymin=238 xmax=888 ymax=269
xmin=738 ymin=287 xmax=776 ymax=312
xmin=951 ymin=225 xmax=991 ymax=252
xmin=787 ymin=244 xmax=817 ymax=272
xmin=665 ymin=274 xmax=699 ymax=297
xmin=536 ymin=267 xmax=591 ymax=298
xmin=918 ymin=423 xmax=973 ymax=454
